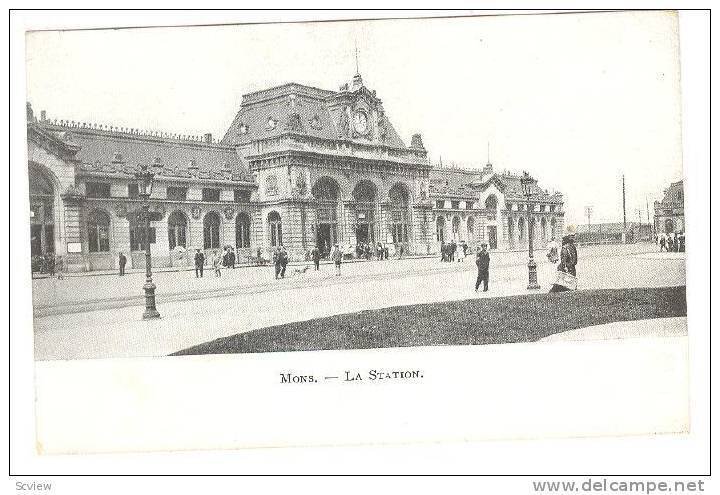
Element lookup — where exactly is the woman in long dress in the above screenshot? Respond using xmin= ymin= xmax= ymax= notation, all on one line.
xmin=549 ymin=226 xmax=578 ymax=293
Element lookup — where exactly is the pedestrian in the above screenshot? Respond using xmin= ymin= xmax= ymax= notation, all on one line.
xmin=229 ymin=247 xmax=236 ymax=268
xmin=457 ymin=242 xmax=465 ymax=262
xmin=331 ymin=243 xmax=343 ymax=276
xmin=678 ymin=232 xmax=685 ymax=252
xmin=273 ymin=247 xmax=282 ymax=279
xmin=222 ymin=247 xmax=230 ymax=268
xmin=55 ymin=255 xmax=64 ymax=280
xmin=549 ymin=225 xmax=578 ymax=292
xmin=280 ymin=246 xmax=289 ymax=278
xmin=398 ymin=243 xmax=405 ymax=259
xmin=659 ymin=234 xmax=667 ymax=252
xmin=439 ymin=242 xmax=446 ymax=262
xmin=475 ymin=242 xmax=490 ymax=292
xmin=546 ymin=236 xmax=560 ymax=264
xmin=213 ymin=250 xmax=222 ymax=277
xmin=118 ymin=252 xmax=127 ymax=276
xmin=450 ymin=240 xmax=457 ymax=262
xmin=194 ymin=248 xmax=205 ymax=278
xmin=312 ymin=245 xmax=321 ymax=271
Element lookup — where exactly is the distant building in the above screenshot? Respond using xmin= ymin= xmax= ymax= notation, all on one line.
xmin=654 ymin=180 xmax=685 ymax=234
xmin=26 ymin=73 xmax=564 ymax=272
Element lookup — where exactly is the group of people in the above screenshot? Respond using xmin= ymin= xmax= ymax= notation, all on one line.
xmin=657 ymin=232 xmax=685 ymax=252
xmin=470 ymin=225 xmax=580 ymax=294
xmin=440 ymin=240 xmax=469 ymax=263
xmin=31 ymin=252 xmax=64 ymax=279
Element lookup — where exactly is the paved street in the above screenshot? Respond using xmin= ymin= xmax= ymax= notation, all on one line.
xmin=32 ymin=243 xmax=686 ymax=360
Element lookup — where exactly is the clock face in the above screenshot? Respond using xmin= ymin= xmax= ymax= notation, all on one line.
xmin=353 ymin=111 xmax=368 ymax=134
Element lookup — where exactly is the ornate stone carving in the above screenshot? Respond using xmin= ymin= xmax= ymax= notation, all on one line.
xmin=191 ymin=206 xmax=201 ymax=220
xmin=223 ymin=207 xmax=235 ymax=220
xmin=114 ymin=203 xmax=128 ymax=218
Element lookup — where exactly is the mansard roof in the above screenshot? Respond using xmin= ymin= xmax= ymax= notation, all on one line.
xmin=221 ymin=78 xmax=407 ymax=149
xmin=429 ymin=165 xmax=563 ymax=203
xmin=31 ymin=121 xmax=254 ymax=184
xmin=657 ymin=179 xmax=684 ymax=206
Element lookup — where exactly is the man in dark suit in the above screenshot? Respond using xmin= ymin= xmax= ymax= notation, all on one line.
xmin=475 ymin=242 xmax=490 ymax=292
xmin=118 ymin=252 xmax=127 ymax=276
xmin=194 ymin=249 xmax=205 ymax=278
xmin=311 ymin=245 xmax=321 ymax=271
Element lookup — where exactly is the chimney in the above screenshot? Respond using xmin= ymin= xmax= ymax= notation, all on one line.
xmin=204 ymin=133 xmax=213 ymax=143
xmin=410 ymin=133 xmax=425 ymax=149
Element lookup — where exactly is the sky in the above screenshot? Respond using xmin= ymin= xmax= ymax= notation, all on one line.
xmin=25 ymin=11 xmax=683 ymax=226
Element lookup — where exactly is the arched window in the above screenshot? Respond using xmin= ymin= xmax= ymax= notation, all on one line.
xmin=485 ymin=194 xmax=498 ymax=210
xmin=507 ymin=217 xmax=515 ymax=248
xmin=389 ymin=183 xmax=410 ymax=244
xmin=268 ymin=211 xmax=283 ymax=247
xmin=665 ymin=219 xmax=674 ymax=233
xmin=518 ymin=217 xmax=526 ymax=243
xmin=236 ymin=212 xmax=251 ymax=248
xmin=541 ymin=217 xmax=547 ymax=242
xmin=87 ymin=209 xmax=111 ymax=253
xmin=467 ymin=216 xmax=475 ymax=237
xmin=312 ymin=177 xmax=340 ymax=251
xmin=265 ymin=175 xmax=278 ymax=196
xmin=203 ymin=212 xmax=221 ymax=249
xmin=168 ymin=211 xmax=187 ymax=250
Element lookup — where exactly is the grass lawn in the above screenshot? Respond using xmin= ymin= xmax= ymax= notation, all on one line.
xmin=172 ymin=286 xmax=687 ymax=356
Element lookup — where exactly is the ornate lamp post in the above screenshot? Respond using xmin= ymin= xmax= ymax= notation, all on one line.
xmin=136 ymin=164 xmax=160 ymax=319
xmin=521 ymin=171 xmax=540 ymax=290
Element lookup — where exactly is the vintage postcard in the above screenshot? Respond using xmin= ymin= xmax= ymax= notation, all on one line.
xmin=22 ymin=10 xmax=691 ymax=456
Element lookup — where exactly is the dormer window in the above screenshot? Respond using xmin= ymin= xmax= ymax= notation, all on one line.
xmin=266 ymin=117 xmax=277 ymax=130
xmin=238 ymin=123 xmax=249 ymax=135
xmin=152 ymin=157 xmax=162 ymax=166
xmin=112 ymin=152 xmax=124 ymax=163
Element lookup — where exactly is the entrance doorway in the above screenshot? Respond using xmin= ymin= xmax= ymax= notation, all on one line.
xmin=352 ymin=181 xmax=377 ymax=246
xmin=312 ymin=177 xmax=341 ymax=257
xmin=29 ymin=165 xmax=56 ymax=257
xmin=487 ymin=226 xmax=498 ymax=250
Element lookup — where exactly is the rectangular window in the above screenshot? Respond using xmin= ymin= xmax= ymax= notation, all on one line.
xmin=167 ymin=186 xmax=188 ymax=201
xmin=128 ymin=183 xmax=139 ymax=199
xmin=234 ymin=189 xmax=250 ymax=203
xmin=451 ymin=201 xmax=460 ymax=210
xmin=436 ymin=200 xmax=444 ymax=209
xmin=202 ymin=188 xmax=221 ymax=202
xmin=86 ymin=182 xmax=111 ymax=198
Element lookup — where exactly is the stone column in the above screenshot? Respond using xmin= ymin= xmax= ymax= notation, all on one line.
xmin=60 ymin=193 xmax=86 ymax=272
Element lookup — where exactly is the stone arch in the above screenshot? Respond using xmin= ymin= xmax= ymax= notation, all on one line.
xmin=167 ymin=210 xmax=188 ymax=250
xmin=664 ymin=218 xmax=674 ymax=233
xmin=312 ymin=177 xmax=341 ymax=252
xmin=388 ymin=183 xmax=411 ymax=245
xmin=28 ymin=161 xmax=63 ymax=257
xmin=235 ymin=212 xmax=251 ymax=249
xmin=507 ymin=216 xmax=515 ymax=249
xmin=203 ymin=211 xmax=222 ymax=249
xmin=352 ymin=180 xmax=378 ymax=246
xmin=311 ymin=176 xmax=342 ymax=201
xmin=451 ymin=215 xmax=461 ymax=241
xmin=485 ymin=194 xmax=498 ymax=210
xmin=467 ymin=216 xmax=475 ymax=241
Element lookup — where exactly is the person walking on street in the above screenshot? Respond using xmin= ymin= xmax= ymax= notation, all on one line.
xmin=213 ymin=250 xmax=222 ymax=277
xmin=194 ymin=249 xmax=205 ymax=278
xmin=55 ymin=255 xmax=64 ymax=280
xmin=312 ymin=245 xmax=321 ymax=271
xmin=331 ymin=243 xmax=343 ymax=276
xmin=118 ymin=252 xmax=127 ymax=276
xmin=475 ymin=242 xmax=490 ymax=292
xmin=457 ymin=242 xmax=465 ymax=262
xmin=549 ymin=225 xmax=579 ymax=292
xmin=659 ymin=234 xmax=667 ymax=252
xmin=280 ymin=246 xmax=289 ymax=278
xmin=273 ymin=247 xmax=282 ymax=279
xmin=229 ymin=247 xmax=236 ymax=269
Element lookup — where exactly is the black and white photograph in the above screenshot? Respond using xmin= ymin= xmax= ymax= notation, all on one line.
xmin=9 ymin=8 xmax=710 ymax=482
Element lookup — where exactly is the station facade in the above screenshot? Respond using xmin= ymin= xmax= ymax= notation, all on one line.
xmin=654 ymin=180 xmax=685 ymax=234
xmin=27 ymin=73 xmax=564 ymax=272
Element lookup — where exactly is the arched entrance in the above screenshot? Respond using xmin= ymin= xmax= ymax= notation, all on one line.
xmin=236 ymin=212 xmax=251 ymax=249
xmin=388 ymin=183 xmax=410 ymax=245
xmin=451 ymin=215 xmax=461 ymax=241
xmin=203 ymin=212 xmax=222 ymax=249
xmin=436 ymin=216 xmax=445 ymax=243
xmin=352 ymin=180 xmax=377 ymax=246
xmin=664 ymin=219 xmax=674 ymax=233
xmin=29 ymin=164 xmax=56 ymax=257
xmin=312 ymin=177 xmax=340 ymax=255
xmin=507 ymin=217 xmax=515 ymax=249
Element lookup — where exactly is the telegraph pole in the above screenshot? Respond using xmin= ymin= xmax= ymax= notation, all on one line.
xmin=584 ymin=205 xmax=593 ymax=239
xmin=622 ymin=174 xmax=627 ymax=243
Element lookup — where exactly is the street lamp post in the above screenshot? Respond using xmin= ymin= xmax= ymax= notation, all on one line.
xmin=136 ymin=164 xmax=160 ymax=320
xmin=521 ymin=172 xmax=540 ymax=290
